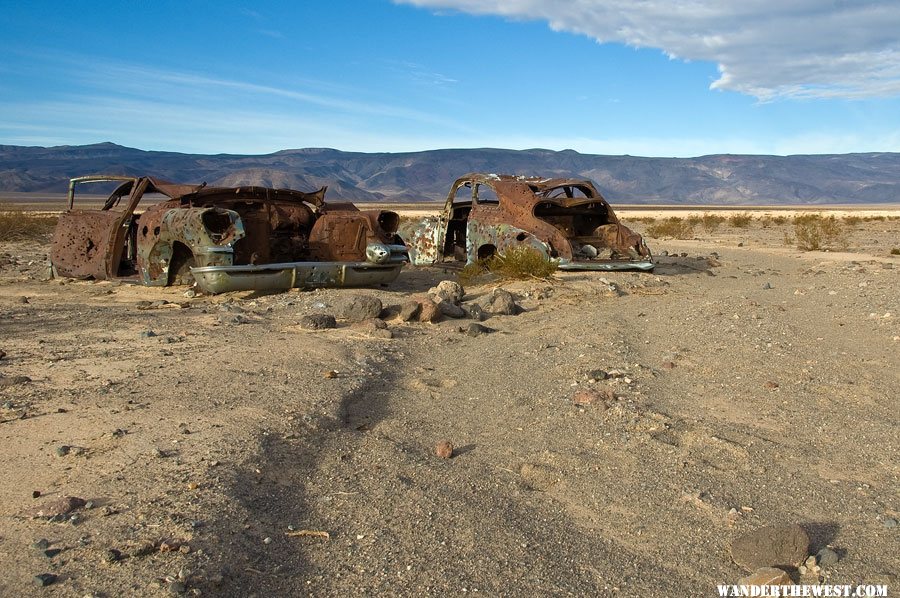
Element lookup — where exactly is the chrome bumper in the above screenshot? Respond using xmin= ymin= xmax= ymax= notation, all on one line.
xmin=191 ymin=261 xmax=404 ymax=294
xmin=557 ymin=259 xmax=655 ymax=272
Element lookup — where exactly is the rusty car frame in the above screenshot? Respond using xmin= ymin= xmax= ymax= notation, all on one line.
xmin=50 ymin=175 xmax=408 ymax=294
xmin=400 ymin=173 xmax=653 ymax=271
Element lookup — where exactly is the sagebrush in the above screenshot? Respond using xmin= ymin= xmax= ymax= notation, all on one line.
xmin=791 ymin=214 xmax=848 ymax=251
xmin=0 ymin=208 xmax=58 ymax=241
xmin=646 ymin=217 xmax=694 ymax=239
xmin=458 ymin=245 xmax=557 ymax=285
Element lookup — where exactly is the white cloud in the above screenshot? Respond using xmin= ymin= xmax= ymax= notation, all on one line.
xmin=397 ymin=0 xmax=900 ymax=100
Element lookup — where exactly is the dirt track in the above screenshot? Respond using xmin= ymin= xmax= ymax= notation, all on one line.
xmin=0 ymin=218 xmax=898 ymax=596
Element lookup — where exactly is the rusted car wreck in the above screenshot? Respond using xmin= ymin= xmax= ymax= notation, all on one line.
xmin=400 ymin=173 xmax=653 ymax=271
xmin=50 ymin=175 xmax=408 ymax=294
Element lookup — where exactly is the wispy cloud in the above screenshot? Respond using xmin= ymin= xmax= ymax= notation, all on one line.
xmin=397 ymin=0 xmax=900 ymax=101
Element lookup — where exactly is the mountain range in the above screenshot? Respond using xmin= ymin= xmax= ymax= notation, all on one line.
xmin=1 ymin=142 xmax=899 ymax=204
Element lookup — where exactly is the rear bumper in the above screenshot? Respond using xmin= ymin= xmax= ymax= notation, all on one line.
xmin=191 ymin=261 xmax=404 ymax=294
xmin=557 ymin=259 xmax=655 ymax=272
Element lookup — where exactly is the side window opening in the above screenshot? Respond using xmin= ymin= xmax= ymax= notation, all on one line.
xmin=474 ymin=184 xmax=499 ymax=205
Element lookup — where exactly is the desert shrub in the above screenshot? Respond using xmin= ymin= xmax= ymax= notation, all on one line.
xmin=632 ymin=216 xmax=657 ymax=224
xmin=792 ymin=214 xmax=848 ymax=251
xmin=0 ymin=208 xmax=58 ymax=241
xmin=458 ymin=245 xmax=557 ymax=285
xmin=772 ymin=215 xmax=787 ymax=225
xmin=759 ymin=215 xmax=773 ymax=228
xmin=891 ymin=248 xmax=900 ymax=256
xmin=843 ymin=215 xmax=862 ymax=225
xmin=696 ymin=213 xmax=722 ymax=233
xmin=728 ymin=213 xmax=753 ymax=228
xmin=646 ymin=217 xmax=694 ymax=239
xmin=686 ymin=215 xmax=702 ymax=227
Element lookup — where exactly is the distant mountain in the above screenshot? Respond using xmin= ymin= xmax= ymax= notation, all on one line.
xmin=1 ymin=142 xmax=899 ymax=204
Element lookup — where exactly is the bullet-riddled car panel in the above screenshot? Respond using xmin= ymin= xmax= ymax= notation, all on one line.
xmin=400 ymin=173 xmax=653 ymax=271
xmin=50 ymin=175 xmax=408 ymax=294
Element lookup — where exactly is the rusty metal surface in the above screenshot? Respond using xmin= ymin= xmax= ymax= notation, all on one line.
xmin=50 ymin=175 xmax=409 ymax=292
xmin=402 ymin=173 xmax=652 ymax=270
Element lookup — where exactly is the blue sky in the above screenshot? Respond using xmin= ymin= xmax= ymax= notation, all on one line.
xmin=2 ymin=0 xmax=900 ymax=157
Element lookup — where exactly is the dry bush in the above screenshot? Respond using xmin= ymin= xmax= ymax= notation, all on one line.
xmin=891 ymin=248 xmax=900 ymax=256
xmin=459 ymin=245 xmax=557 ymax=285
xmin=646 ymin=217 xmax=695 ymax=239
xmin=632 ymin=216 xmax=657 ymax=224
xmin=792 ymin=214 xmax=848 ymax=251
xmin=772 ymin=215 xmax=788 ymax=225
xmin=0 ymin=208 xmax=58 ymax=241
xmin=728 ymin=213 xmax=753 ymax=228
xmin=700 ymin=213 xmax=725 ymax=233
xmin=843 ymin=215 xmax=862 ymax=225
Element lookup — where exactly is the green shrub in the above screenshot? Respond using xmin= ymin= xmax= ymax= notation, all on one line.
xmin=843 ymin=215 xmax=862 ymax=225
xmin=890 ymin=248 xmax=900 ymax=256
xmin=458 ymin=246 xmax=557 ymax=285
xmin=792 ymin=214 xmax=848 ymax=251
xmin=0 ymin=208 xmax=58 ymax=241
xmin=772 ymin=215 xmax=787 ymax=225
xmin=646 ymin=217 xmax=695 ymax=239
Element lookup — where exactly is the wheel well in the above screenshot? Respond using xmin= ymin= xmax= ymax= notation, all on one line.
xmin=167 ymin=242 xmax=194 ymax=286
xmin=477 ymin=244 xmax=497 ymax=260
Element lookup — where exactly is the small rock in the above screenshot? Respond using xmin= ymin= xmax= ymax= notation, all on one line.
xmin=299 ymin=314 xmax=337 ymax=330
xmin=56 ymin=445 xmax=71 ymax=457
xmin=763 ymin=282 xmax=773 ymax=290
xmin=104 ymin=549 xmax=122 ymax=563
xmin=168 ymin=580 xmax=187 ymax=594
xmin=764 ymin=381 xmax=779 ymax=390
xmin=33 ymin=573 xmax=57 ymax=587
xmin=435 ymin=440 xmax=454 ymax=459
xmin=484 ymin=288 xmax=519 ymax=315
xmin=183 ymin=289 xmax=197 ymax=298
xmin=730 ymin=524 xmax=810 ymax=571
xmin=42 ymin=548 xmax=61 ymax=559
xmin=816 ymin=548 xmax=838 ymax=566
xmin=337 ymin=295 xmax=383 ymax=322
xmin=32 ymin=490 xmax=41 ymax=498
xmin=429 ymin=280 xmax=465 ymax=305
xmin=26 ymin=496 xmax=87 ymax=519
xmin=263 ymin=537 xmax=272 ymax=545
xmin=465 ymin=323 xmax=496 ymax=337
xmin=32 ymin=539 xmax=50 ymax=550
xmin=883 ymin=517 xmax=897 ymax=529
xmin=661 ymin=361 xmax=676 ymax=370
xmin=573 ymin=387 xmax=614 ymax=407
xmin=465 ymin=303 xmax=487 ymax=321
xmin=737 ymin=567 xmax=791 ymax=589
xmin=397 ymin=301 xmax=421 ymax=322
xmin=140 ymin=330 xmax=157 ymax=338
xmin=323 ymin=370 xmax=339 ymax=379
xmin=589 ymin=369 xmax=609 ymax=380
xmin=437 ymin=300 xmax=466 ymax=318
xmin=0 ymin=349 xmax=5 ymax=360
xmin=18 ymin=296 xmax=30 ymax=304
xmin=416 ymin=298 xmax=441 ymax=323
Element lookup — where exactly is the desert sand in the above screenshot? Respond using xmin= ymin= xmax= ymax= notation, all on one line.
xmin=0 ymin=212 xmax=898 ymax=596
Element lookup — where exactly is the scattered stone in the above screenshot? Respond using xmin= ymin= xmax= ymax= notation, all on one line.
xmin=416 ymin=297 xmax=441 ymax=323
xmin=816 ymin=548 xmax=838 ymax=566
xmin=32 ymin=539 xmax=50 ymax=550
xmin=42 ymin=548 xmax=61 ymax=559
xmin=397 ymin=301 xmax=421 ymax=322
xmin=730 ymin=524 xmax=810 ymax=571
xmin=437 ymin=300 xmax=467 ymax=318
xmin=465 ymin=303 xmax=487 ymax=321
xmin=323 ymin=370 xmax=339 ymax=379
xmin=737 ymin=567 xmax=791 ymax=589
xmin=763 ymin=282 xmax=774 ymax=290
xmin=572 ymin=387 xmax=614 ymax=407
xmin=764 ymin=381 xmax=780 ymax=390
xmin=299 ymin=314 xmax=337 ymax=330
xmin=56 ymin=445 xmax=71 ymax=457
xmin=883 ymin=517 xmax=897 ymax=529
xmin=661 ymin=361 xmax=676 ymax=370
xmin=32 ymin=490 xmax=41 ymax=499
xmin=484 ymin=288 xmax=519 ymax=315
xmin=465 ymin=323 xmax=496 ymax=337
xmin=168 ymin=580 xmax=187 ymax=594
xmin=429 ymin=280 xmax=465 ymax=305
xmin=140 ymin=330 xmax=157 ymax=338
xmin=18 ymin=296 xmax=30 ymax=304
xmin=104 ymin=549 xmax=122 ymax=563
xmin=337 ymin=295 xmax=383 ymax=322
xmin=26 ymin=496 xmax=87 ymax=519
xmin=183 ymin=289 xmax=197 ymax=298
xmin=435 ymin=440 xmax=454 ymax=459
xmin=33 ymin=573 xmax=57 ymax=587
xmin=589 ymin=369 xmax=609 ymax=381
xmin=0 ymin=349 xmax=5 ymax=360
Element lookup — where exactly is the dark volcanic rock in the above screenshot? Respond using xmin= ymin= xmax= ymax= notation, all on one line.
xmin=731 ymin=524 xmax=810 ymax=571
